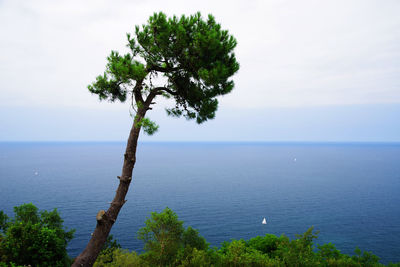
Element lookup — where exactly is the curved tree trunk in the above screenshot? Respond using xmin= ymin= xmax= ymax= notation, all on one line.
xmin=72 ymin=109 xmax=146 ymax=267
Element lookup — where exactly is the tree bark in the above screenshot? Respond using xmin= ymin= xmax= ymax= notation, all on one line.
xmin=72 ymin=108 xmax=146 ymax=267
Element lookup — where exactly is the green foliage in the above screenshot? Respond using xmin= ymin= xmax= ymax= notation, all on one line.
xmin=316 ymin=243 xmax=341 ymax=261
xmin=0 ymin=203 xmax=75 ymax=267
xmin=0 ymin=211 xmax=8 ymax=232
xmin=217 ymin=239 xmax=275 ymax=266
xmin=94 ymin=249 xmax=148 ymax=267
xmin=137 ymin=12 xmax=239 ymax=123
xmin=246 ymin=233 xmax=282 ymax=255
xmin=92 ymin=208 xmax=398 ymax=267
xmin=138 ymin=207 xmax=185 ymax=266
xmin=176 ymin=226 xmax=210 ymax=266
xmin=137 ymin=117 xmax=159 ymax=135
xmin=95 ymin=235 xmax=122 ymax=265
xmin=177 ymin=248 xmax=212 ymax=267
xmin=274 ymin=227 xmax=319 ymax=266
xmin=89 ymin=12 xmax=239 ymax=125
xmin=0 ymin=263 xmax=25 ymax=267
xmin=352 ymin=246 xmax=381 ymax=266
xmin=182 ymin=226 xmax=208 ymax=251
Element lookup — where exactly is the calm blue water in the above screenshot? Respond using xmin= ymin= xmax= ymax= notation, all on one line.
xmin=0 ymin=142 xmax=399 ymax=264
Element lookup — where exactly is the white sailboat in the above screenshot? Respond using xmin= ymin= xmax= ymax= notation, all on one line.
xmin=262 ymin=217 xmax=267 ymax=224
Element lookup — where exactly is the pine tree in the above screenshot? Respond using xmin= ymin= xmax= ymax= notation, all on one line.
xmin=73 ymin=12 xmax=239 ymax=266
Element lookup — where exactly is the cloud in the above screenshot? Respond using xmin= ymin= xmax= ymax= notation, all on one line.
xmin=0 ymin=0 xmax=399 ymax=110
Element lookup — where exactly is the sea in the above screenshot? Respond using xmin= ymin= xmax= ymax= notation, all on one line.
xmin=0 ymin=142 xmax=399 ymax=264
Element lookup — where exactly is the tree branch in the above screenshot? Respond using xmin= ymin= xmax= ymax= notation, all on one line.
xmin=153 ymin=87 xmax=178 ymax=96
xmin=133 ymin=80 xmax=145 ymax=104
xmin=146 ymin=64 xmax=179 ymax=73
xmin=144 ymin=89 xmax=159 ymax=110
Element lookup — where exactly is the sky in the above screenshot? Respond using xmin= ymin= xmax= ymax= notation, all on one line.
xmin=0 ymin=0 xmax=399 ymax=142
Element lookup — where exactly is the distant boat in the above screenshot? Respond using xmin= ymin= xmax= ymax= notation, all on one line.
xmin=262 ymin=217 xmax=267 ymax=224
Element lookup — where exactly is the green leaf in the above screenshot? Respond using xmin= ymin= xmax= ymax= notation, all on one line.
xmin=88 ymin=11 xmax=239 ymax=124
xmin=137 ymin=117 xmax=159 ymax=135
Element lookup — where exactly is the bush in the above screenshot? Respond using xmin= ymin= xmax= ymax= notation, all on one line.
xmin=0 ymin=203 xmax=74 ymax=267
xmin=96 ymin=208 xmax=398 ymax=267
xmin=138 ymin=207 xmax=184 ymax=266
xmin=246 ymin=233 xmax=282 ymax=255
xmin=182 ymin=226 xmax=209 ymax=251
xmin=217 ymin=239 xmax=273 ymax=266
xmin=94 ymin=249 xmax=148 ymax=267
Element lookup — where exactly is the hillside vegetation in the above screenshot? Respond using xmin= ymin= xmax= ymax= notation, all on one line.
xmin=1 ymin=205 xmax=399 ymax=266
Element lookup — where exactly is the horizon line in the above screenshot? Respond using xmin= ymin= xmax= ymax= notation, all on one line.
xmin=1 ymin=140 xmax=400 ymax=145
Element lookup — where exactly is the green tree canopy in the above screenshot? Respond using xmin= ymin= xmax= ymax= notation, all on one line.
xmin=88 ymin=12 xmax=239 ymax=126
xmin=137 ymin=207 xmax=209 ymax=267
xmin=138 ymin=207 xmax=184 ymax=266
xmin=92 ymin=208 xmax=394 ymax=267
xmin=0 ymin=203 xmax=75 ymax=267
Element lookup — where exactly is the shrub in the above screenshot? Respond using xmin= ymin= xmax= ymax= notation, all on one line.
xmin=0 ymin=203 xmax=74 ymax=267
xmin=94 ymin=249 xmax=148 ymax=267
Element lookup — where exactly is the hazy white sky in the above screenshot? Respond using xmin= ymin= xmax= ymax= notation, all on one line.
xmin=0 ymin=0 xmax=399 ymax=141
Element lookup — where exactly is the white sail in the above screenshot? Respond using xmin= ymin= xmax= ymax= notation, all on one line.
xmin=262 ymin=217 xmax=267 ymax=224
